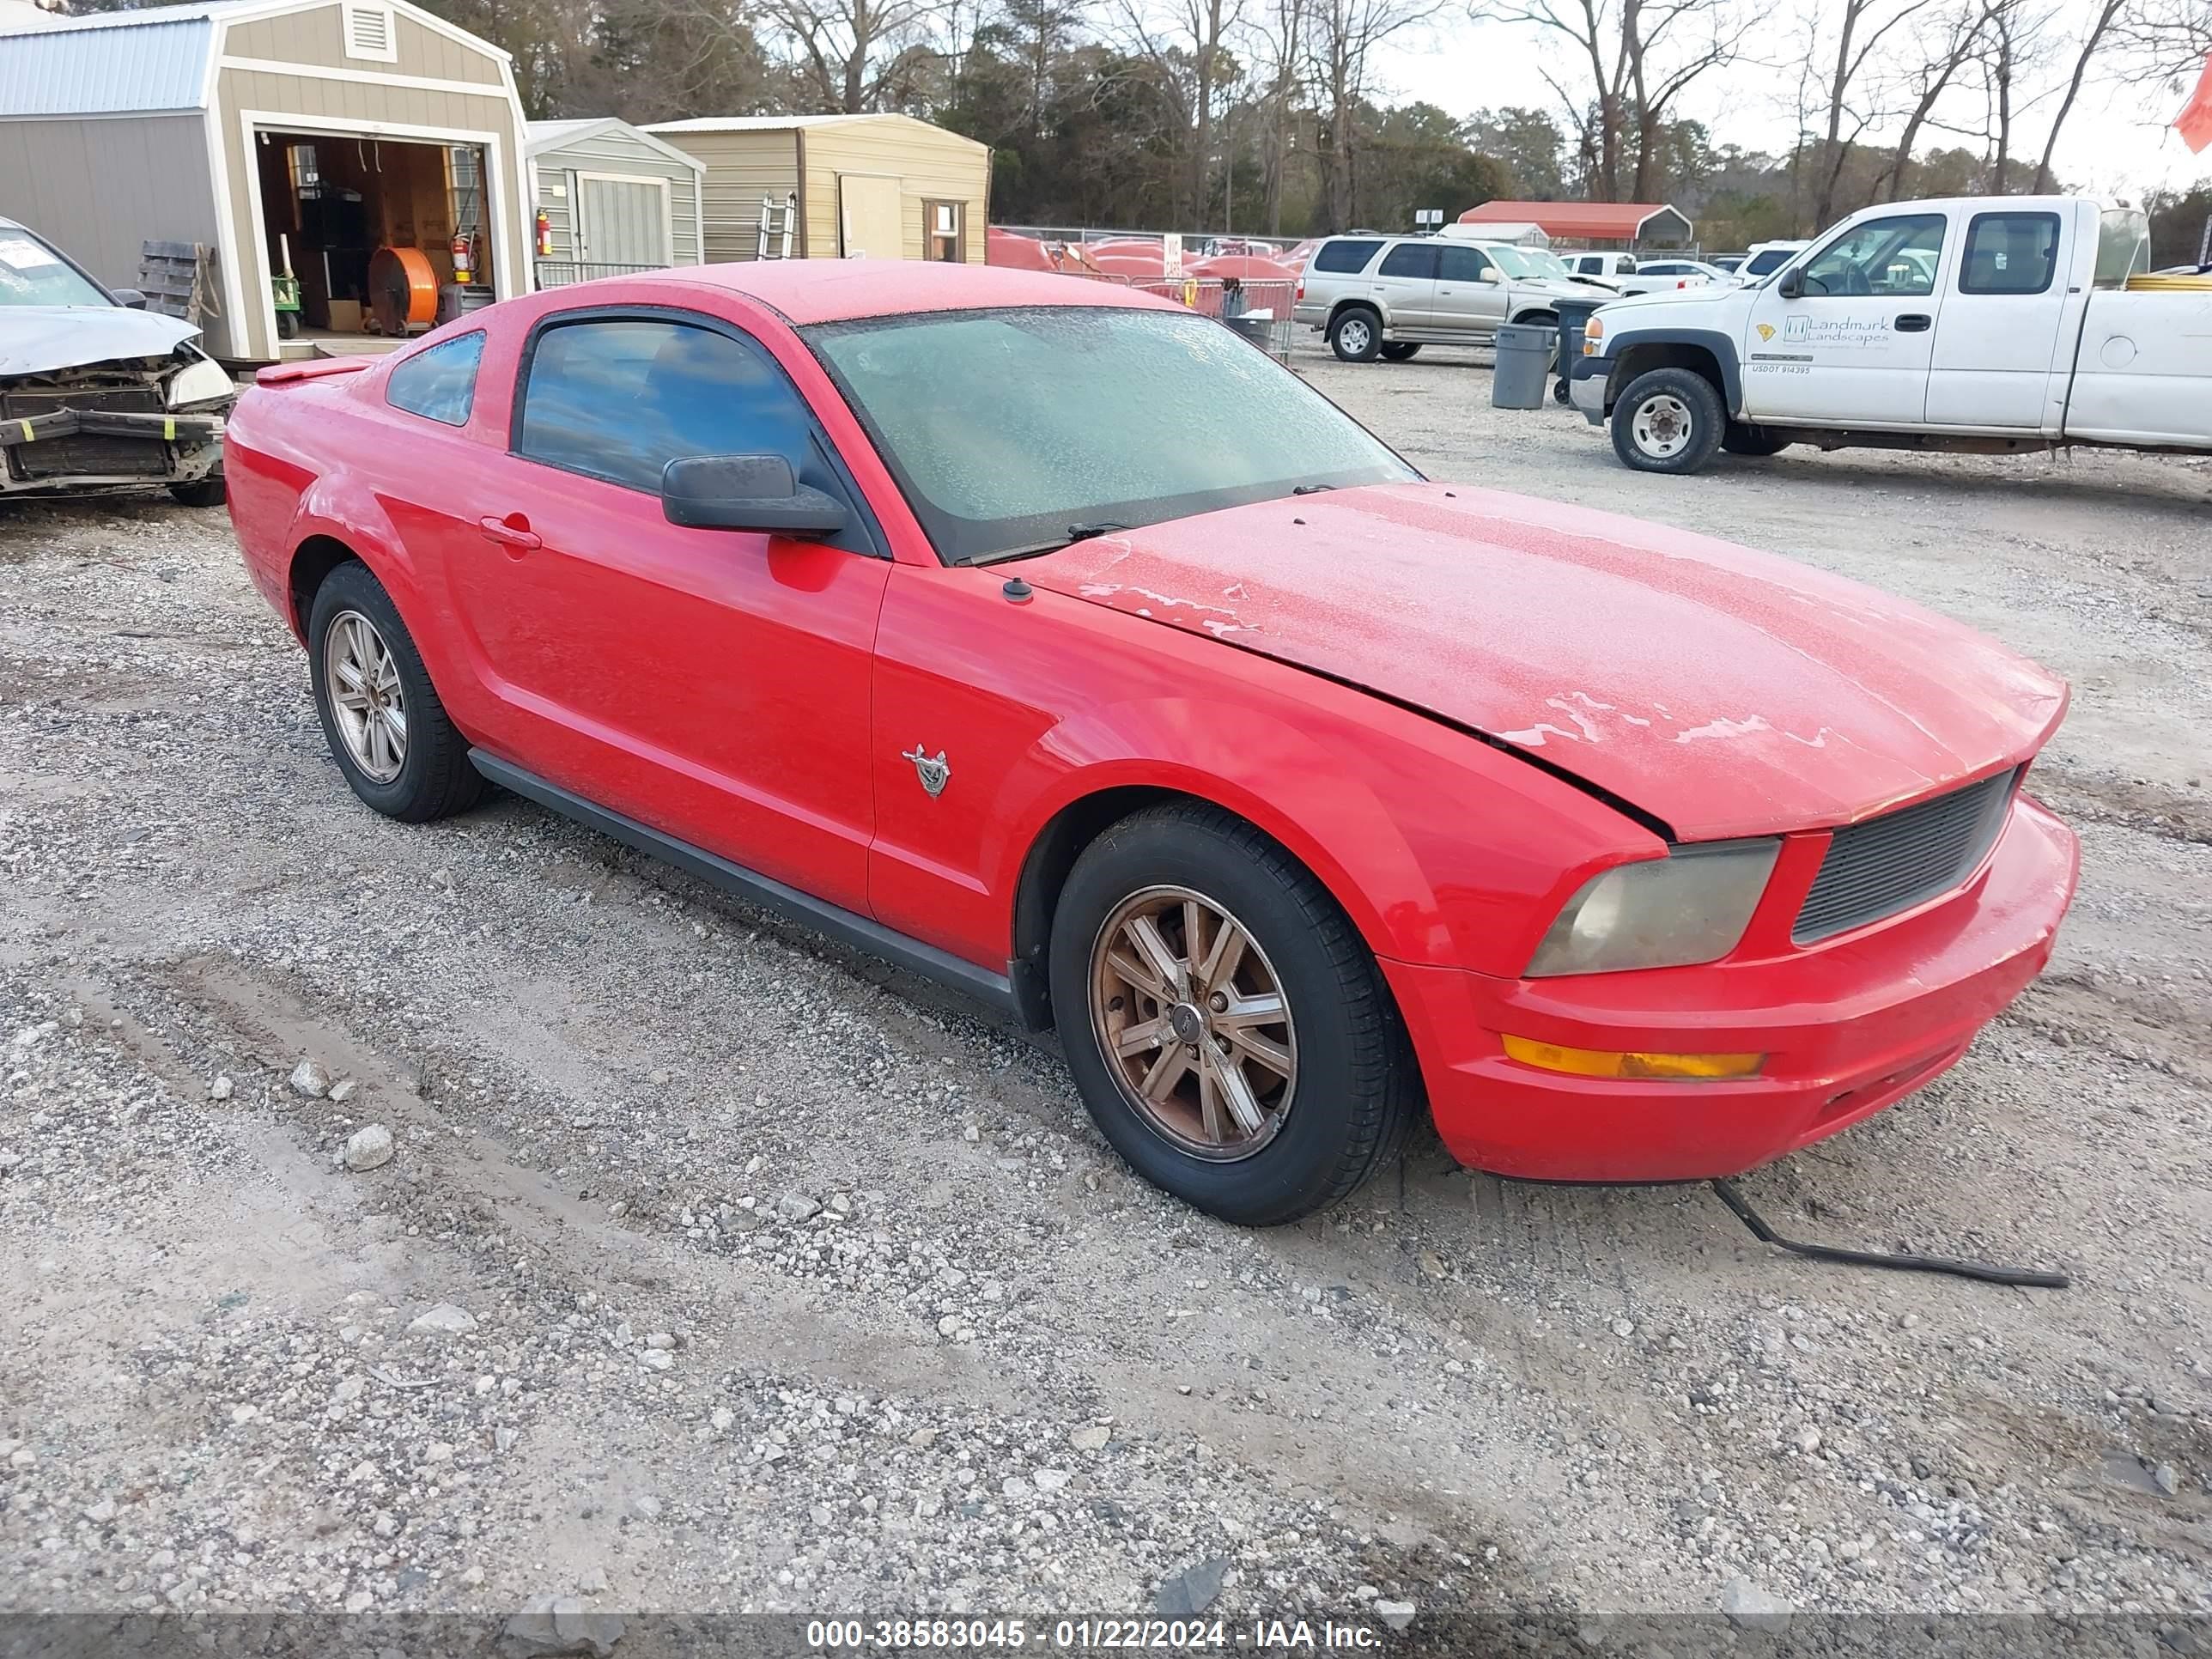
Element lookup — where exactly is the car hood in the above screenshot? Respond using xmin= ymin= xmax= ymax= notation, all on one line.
xmin=0 ymin=306 xmax=201 ymax=377
xmin=1020 ymin=483 xmax=2066 ymax=841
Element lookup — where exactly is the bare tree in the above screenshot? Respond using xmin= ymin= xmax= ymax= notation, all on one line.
xmin=1113 ymin=0 xmax=1245 ymax=223
xmin=2032 ymin=0 xmax=2122 ymax=191
xmin=1876 ymin=0 xmax=1982 ymax=199
xmin=1969 ymin=0 xmax=2054 ymax=193
xmin=1804 ymin=0 xmax=1940 ymax=228
xmin=1306 ymin=0 xmax=1443 ymax=224
xmin=1479 ymin=0 xmax=1745 ymax=202
xmin=753 ymin=0 xmax=945 ymax=110
xmin=1254 ymin=0 xmax=1310 ymax=231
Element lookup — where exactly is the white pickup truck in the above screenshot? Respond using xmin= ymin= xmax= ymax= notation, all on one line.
xmin=1567 ymin=196 xmax=2210 ymax=474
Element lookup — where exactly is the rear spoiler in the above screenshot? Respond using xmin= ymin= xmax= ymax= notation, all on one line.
xmin=254 ymin=358 xmax=373 ymax=386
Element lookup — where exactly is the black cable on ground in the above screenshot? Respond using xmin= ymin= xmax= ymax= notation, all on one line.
xmin=1710 ymin=1178 xmax=2070 ymax=1290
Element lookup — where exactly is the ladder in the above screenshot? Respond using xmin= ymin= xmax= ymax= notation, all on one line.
xmin=756 ymin=194 xmax=799 ymax=260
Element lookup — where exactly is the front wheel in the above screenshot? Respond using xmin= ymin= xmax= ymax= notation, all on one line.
xmin=1378 ymin=342 xmax=1421 ymax=362
xmin=1610 ymin=367 xmax=1725 ymax=474
xmin=1048 ymin=804 xmax=1417 ymax=1225
xmin=1328 ymin=309 xmax=1382 ymax=362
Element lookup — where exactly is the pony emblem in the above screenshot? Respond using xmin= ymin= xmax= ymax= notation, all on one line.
xmin=901 ymin=744 xmax=951 ymax=799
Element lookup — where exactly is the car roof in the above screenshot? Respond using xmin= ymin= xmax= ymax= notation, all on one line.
xmin=616 ymin=260 xmax=1184 ymax=327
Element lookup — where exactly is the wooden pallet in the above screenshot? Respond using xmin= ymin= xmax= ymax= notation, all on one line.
xmin=137 ymin=240 xmax=214 ymax=325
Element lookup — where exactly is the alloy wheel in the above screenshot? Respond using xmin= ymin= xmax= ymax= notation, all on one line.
xmin=324 ymin=609 xmax=408 ymax=783
xmin=1338 ymin=318 xmax=1371 ymax=356
xmin=1088 ymin=884 xmax=1297 ymax=1161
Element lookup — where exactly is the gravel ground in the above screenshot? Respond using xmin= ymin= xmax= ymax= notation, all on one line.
xmin=1 ymin=339 xmax=2208 ymax=1651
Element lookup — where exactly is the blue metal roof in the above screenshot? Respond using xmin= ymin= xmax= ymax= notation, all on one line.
xmin=0 ymin=12 xmax=216 ymax=117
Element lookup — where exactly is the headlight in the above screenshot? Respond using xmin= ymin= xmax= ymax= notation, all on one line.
xmin=1526 ymin=839 xmax=1780 ymax=976
xmin=167 ymin=356 xmax=236 ymax=410
xmin=1581 ymin=315 xmax=1606 ymax=356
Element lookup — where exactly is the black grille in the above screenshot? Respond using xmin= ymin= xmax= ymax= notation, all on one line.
xmin=1794 ymin=769 xmax=2020 ymax=945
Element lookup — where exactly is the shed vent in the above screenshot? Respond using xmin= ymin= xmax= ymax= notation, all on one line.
xmin=343 ymin=2 xmax=398 ymax=61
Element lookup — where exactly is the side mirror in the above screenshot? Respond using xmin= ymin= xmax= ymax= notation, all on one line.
xmin=661 ymin=453 xmax=848 ymax=538
xmin=1479 ymin=268 xmax=1501 ymax=284
xmin=1776 ymin=266 xmax=1806 ymax=300
xmin=112 ymin=287 xmax=149 ymax=310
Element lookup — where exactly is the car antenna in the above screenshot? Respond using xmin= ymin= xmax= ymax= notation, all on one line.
xmin=1710 ymin=1180 xmax=2069 ymax=1290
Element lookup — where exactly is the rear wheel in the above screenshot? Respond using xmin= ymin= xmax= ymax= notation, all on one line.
xmin=1610 ymin=367 xmax=1725 ymax=475
xmin=1378 ymin=342 xmax=1421 ymax=362
xmin=307 ymin=561 xmax=485 ymax=823
xmin=1328 ymin=308 xmax=1382 ymax=362
xmin=1723 ymin=422 xmax=1792 ymax=457
xmin=1048 ymin=803 xmax=1416 ymax=1225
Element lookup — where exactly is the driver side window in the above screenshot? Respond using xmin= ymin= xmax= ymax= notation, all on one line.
xmin=1801 ymin=214 xmax=1947 ymax=299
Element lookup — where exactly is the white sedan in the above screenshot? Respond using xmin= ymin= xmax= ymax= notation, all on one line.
xmin=1616 ymin=258 xmax=1739 ymax=295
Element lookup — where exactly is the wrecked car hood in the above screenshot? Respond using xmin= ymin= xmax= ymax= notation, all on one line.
xmin=0 ymin=306 xmax=202 ymax=377
xmin=1020 ymin=483 xmax=2067 ymax=841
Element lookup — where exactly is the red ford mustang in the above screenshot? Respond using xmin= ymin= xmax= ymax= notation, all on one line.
xmin=225 ymin=262 xmax=2079 ymax=1225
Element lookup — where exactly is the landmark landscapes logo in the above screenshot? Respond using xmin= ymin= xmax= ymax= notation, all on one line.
xmin=1781 ymin=314 xmax=1894 ymax=347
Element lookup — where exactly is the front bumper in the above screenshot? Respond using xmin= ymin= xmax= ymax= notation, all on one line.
xmin=1 ymin=404 xmax=227 ymax=494
xmin=1569 ymin=355 xmax=1608 ymax=424
xmin=1382 ymin=793 xmax=2079 ymax=1182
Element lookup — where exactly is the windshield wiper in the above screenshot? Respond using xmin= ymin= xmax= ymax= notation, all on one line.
xmin=1291 ymin=483 xmax=1336 ymax=495
xmin=1066 ymin=520 xmax=1130 ymax=542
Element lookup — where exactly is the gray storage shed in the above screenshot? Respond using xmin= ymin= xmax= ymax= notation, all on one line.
xmin=0 ymin=0 xmax=532 ymax=362
xmin=526 ymin=118 xmax=706 ymax=287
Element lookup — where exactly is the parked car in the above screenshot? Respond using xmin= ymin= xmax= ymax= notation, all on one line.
xmin=1738 ymin=240 xmax=1812 ymax=280
xmin=1614 ymin=258 xmax=1737 ymax=294
xmin=1571 ymin=196 xmax=2206 ymax=474
xmin=1294 ymin=233 xmax=1588 ymax=361
xmin=225 ymin=262 xmax=2079 ymax=1224
xmin=0 ymin=216 xmax=234 ymax=506
xmin=1710 ymin=253 xmax=1748 ymax=273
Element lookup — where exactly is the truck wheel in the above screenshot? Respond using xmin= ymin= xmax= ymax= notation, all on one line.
xmin=1378 ymin=342 xmax=1421 ymax=362
xmin=1611 ymin=368 xmax=1724 ymax=474
xmin=1722 ymin=423 xmax=1792 ymax=458
xmin=1048 ymin=803 xmax=1416 ymax=1226
xmin=1328 ymin=309 xmax=1382 ymax=362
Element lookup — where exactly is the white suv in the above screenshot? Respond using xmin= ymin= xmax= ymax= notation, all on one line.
xmin=1293 ymin=234 xmax=1590 ymax=362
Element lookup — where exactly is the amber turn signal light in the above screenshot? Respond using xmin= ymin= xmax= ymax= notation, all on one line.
xmin=1501 ymin=1035 xmax=1764 ymax=1081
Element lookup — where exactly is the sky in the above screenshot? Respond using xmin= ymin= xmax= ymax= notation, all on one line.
xmin=1372 ymin=5 xmax=2212 ymax=202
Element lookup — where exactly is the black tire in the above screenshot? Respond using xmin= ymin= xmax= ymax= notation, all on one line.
xmin=1552 ymin=377 xmax=1572 ymax=405
xmin=1048 ymin=802 xmax=1417 ymax=1226
xmin=1722 ymin=422 xmax=1792 ymax=458
xmin=307 ymin=560 xmax=485 ymax=823
xmin=1609 ymin=366 xmax=1726 ymax=475
xmin=1328 ymin=307 xmax=1382 ymax=362
xmin=277 ymin=310 xmax=301 ymax=340
xmin=167 ymin=476 xmax=226 ymax=508
xmin=1378 ymin=342 xmax=1421 ymax=362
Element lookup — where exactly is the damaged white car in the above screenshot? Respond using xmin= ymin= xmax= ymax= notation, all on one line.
xmin=1 ymin=216 xmax=234 ymax=507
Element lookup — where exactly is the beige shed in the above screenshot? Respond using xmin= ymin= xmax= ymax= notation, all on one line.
xmin=0 ymin=0 xmax=531 ymax=362
xmin=643 ymin=114 xmax=989 ymax=266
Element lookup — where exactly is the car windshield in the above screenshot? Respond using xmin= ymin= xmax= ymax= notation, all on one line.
xmin=1483 ymin=245 xmax=1541 ymax=279
xmin=1517 ymin=250 xmax=1573 ymax=280
xmin=0 ymin=228 xmax=109 ymax=307
xmin=803 ymin=306 xmax=1417 ymax=564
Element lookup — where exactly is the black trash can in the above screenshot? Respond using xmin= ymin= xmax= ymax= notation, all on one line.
xmin=1553 ymin=296 xmax=1602 ymax=406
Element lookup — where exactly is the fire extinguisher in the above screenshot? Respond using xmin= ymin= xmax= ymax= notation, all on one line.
xmin=534 ymin=209 xmax=552 ymax=259
xmin=451 ymin=231 xmax=473 ymax=286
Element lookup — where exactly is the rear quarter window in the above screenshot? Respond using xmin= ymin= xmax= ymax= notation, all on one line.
xmin=385 ymin=331 xmax=485 ymax=427
xmin=1311 ymin=239 xmax=1382 ymax=274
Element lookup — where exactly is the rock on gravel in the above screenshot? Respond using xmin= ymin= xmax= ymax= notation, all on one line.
xmin=1373 ymin=1600 xmax=1417 ymax=1632
xmin=1070 ymin=1425 xmax=1111 ymax=1452
xmin=501 ymin=1595 xmax=626 ymax=1657
xmin=408 ymin=1302 xmax=479 ymax=1335
xmin=1720 ymin=1577 xmax=1793 ymax=1633
xmin=1152 ymin=1556 xmax=1227 ymax=1617
xmin=775 ymin=1191 xmax=821 ymax=1223
xmin=207 ymin=1074 xmax=233 ymax=1101
xmin=288 ymin=1059 xmax=330 ymax=1097
xmin=342 ymin=1123 xmax=393 ymax=1170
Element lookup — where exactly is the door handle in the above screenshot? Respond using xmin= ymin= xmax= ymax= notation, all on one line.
xmin=477 ymin=515 xmax=542 ymax=552
xmin=1894 ymin=313 xmax=1932 ymax=332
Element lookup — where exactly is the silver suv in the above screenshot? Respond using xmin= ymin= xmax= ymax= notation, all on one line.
xmin=1292 ymin=234 xmax=1589 ymax=362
